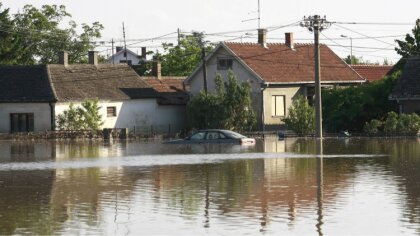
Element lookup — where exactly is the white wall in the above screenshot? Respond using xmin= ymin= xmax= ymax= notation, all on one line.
xmin=55 ymin=99 xmax=186 ymax=131
xmin=0 ymin=103 xmax=52 ymax=133
xmin=263 ymin=86 xmax=302 ymax=125
xmin=107 ymin=51 xmax=140 ymax=65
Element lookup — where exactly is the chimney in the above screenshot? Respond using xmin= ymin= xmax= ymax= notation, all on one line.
xmin=116 ymin=46 xmax=123 ymax=53
xmin=152 ymin=61 xmax=161 ymax=80
xmin=88 ymin=51 xmax=98 ymax=65
xmin=141 ymin=47 xmax=147 ymax=60
xmin=258 ymin=28 xmax=267 ymax=47
xmin=58 ymin=51 xmax=68 ymax=66
xmin=285 ymin=32 xmax=294 ymax=49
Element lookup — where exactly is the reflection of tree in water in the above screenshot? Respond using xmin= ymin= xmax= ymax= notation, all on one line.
xmin=0 ymin=170 xmax=57 ymax=235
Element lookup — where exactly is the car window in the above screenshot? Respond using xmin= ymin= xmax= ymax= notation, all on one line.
xmin=223 ymin=130 xmax=246 ymax=139
xmin=190 ymin=132 xmax=205 ymax=140
xmin=219 ymin=132 xmax=227 ymax=139
xmin=206 ymin=132 xmax=219 ymax=140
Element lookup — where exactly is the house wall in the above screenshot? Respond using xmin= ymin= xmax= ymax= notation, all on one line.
xmin=263 ymin=86 xmax=302 ymax=127
xmin=107 ymin=51 xmax=140 ymax=65
xmin=400 ymin=100 xmax=420 ymax=114
xmin=55 ymin=99 xmax=186 ymax=131
xmin=0 ymin=103 xmax=52 ymax=133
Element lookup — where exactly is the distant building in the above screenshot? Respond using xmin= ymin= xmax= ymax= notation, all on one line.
xmin=351 ymin=64 xmax=393 ymax=82
xmin=389 ymin=56 xmax=420 ymax=114
xmin=107 ymin=46 xmax=147 ymax=65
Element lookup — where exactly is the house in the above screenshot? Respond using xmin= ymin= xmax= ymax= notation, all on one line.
xmin=184 ymin=29 xmax=365 ymax=130
xmin=389 ymin=56 xmax=420 ymax=114
xmin=107 ymin=46 xmax=146 ymax=65
xmin=0 ymin=51 xmax=187 ymax=133
xmin=351 ymin=64 xmax=393 ymax=82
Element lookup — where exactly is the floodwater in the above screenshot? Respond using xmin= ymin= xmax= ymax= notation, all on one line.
xmin=0 ymin=137 xmax=419 ymax=235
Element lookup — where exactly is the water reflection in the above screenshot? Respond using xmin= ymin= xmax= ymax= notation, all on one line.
xmin=0 ymin=138 xmax=418 ymax=235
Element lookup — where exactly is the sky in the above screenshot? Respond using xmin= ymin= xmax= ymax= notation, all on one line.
xmin=2 ymin=0 xmax=420 ymax=64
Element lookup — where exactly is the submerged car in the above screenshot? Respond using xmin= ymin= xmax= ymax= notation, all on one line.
xmin=165 ymin=129 xmax=255 ymax=145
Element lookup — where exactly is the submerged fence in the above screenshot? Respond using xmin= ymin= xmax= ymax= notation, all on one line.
xmin=132 ymin=124 xmax=187 ymax=137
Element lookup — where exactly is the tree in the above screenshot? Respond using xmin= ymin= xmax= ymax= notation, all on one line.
xmin=322 ymin=72 xmax=399 ymax=132
xmin=154 ymin=32 xmax=214 ymax=76
xmin=56 ymin=100 xmax=103 ymax=130
xmin=0 ymin=4 xmax=103 ymax=65
xmin=282 ymin=95 xmax=315 ymax=136
xmin=395 ymin=19 xmax=420 ymax=58
xmin=187 ymin=71 xmax=256 ymax=131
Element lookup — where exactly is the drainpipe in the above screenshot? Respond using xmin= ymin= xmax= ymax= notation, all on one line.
xmin=261 ymin=84 xmax=267 ymax=135
xmin=49 ymin=102 xmax=55 ymax=131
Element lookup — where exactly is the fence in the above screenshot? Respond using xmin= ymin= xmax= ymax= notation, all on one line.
xmin=132 ymin=124 xmax=187 ymax=138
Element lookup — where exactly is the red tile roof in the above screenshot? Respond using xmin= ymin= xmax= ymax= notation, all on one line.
xmin=144 ymin=77 xmax=186 ymax=93
xmin=144 ymin=77 xmax=189 ymax=105
xmin=351 ymin=65 xmax=393 ymax=82
xmin=224 ymin=42 xmax=364 ymax=83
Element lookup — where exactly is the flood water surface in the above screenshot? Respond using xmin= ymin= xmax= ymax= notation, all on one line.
xmin=0 ymin=137 xmax=419 ymax=235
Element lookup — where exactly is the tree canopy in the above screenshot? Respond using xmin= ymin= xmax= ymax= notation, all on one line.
xmin=0 ymin=4 xmax=103 ymax=65
xmin=395 ymin=19 xmax=420 ymax=58
xmin=153 ymin=32 xmax=214 ymax=76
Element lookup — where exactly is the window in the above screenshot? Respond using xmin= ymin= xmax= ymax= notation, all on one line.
xmin=190 ymin=131 xmax=205 ymax=140
xmin=119 ymin=60 xmax=132 ymax=65
xmin=10 ymin=113 xmax=34 ymax=133
xmin=271 ymin=95 xmax=285 ymax=117
xmin=107 ymin=106 xmax=117 ymax=117
xmin=217 ymin=58 xmax=233 ymax=70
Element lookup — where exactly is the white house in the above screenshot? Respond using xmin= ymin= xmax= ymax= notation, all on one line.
xmin=0 ymin=51 xmax=187 ymax=133
xmin=107 ymin=47 xmax=145 ymax=65
xmin=184 ymin=29 xmax=365 ymax=130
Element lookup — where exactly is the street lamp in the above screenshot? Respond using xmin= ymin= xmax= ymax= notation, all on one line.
xmin=340 ymin=35 xmax=353 ymax=65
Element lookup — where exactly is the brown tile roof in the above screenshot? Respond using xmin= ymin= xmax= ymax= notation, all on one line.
xmin=391 ymin=57 xmax=420 ymax=99
xmin=144 ymin=77 xmax=189 ymax=105
xmin=0 ymin=65 xmax=56 ymax=102
xmin=351 ymin=65 xmax=393 ymax=82
xmin=48 ymin=64 xmax=154 ymax=102
xmin=224 ymin=42 xmax=364 ymax=83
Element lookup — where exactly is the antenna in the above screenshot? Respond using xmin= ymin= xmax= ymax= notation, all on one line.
xmin=242 ymin=0 xmax=261 ymax=28
xmin=122 ymin=22 xmax=128 ymax=64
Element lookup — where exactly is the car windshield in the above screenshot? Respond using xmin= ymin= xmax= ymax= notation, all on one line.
xmin=223 ymin=130 xmax=246 ymax=139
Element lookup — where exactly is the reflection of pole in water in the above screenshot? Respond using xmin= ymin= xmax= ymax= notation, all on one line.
xmin=204 ymin=167 xmax=210 ymax=228
xmin=316 ymin=139 xmax=324 ymax=236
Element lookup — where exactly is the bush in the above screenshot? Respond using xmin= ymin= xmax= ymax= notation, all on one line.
xmin=364 ymin=112 xmax=420 ymax=135
xmin=187 ymin=71 xmax=256 ymax=132
xmin=282 ymin=95 xmax=315 ymax=136
xmin=363 ymin=119 xmax=381 ymax=135
xmin=56 ymin=99 xmax=104 ymax=131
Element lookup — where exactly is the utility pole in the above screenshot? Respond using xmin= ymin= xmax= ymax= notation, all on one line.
xmin=122 ymin=22 xmax=128 ymax=64
xmin=201 ymin=47 xmax=208 ymax=94
xmin=111 ymin=38 xmax=115 ymax=64
xmin=197 ymin=32 xmax=208 ymax=93
xmin=300 ymin=15 xmax=331 ymax=139
xmin=177 ymin=28 xmax=181 ymax=45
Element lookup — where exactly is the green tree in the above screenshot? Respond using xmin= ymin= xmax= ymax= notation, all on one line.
xmin=395 ymin=19 xmax=420 ymax=58
xmin=282 ymin=95 xmax=315 ymax=136
xmin=0 ymin=4 xmax=103 ymax=65
xmin=56 ymin=100 xmax=103 ymax=130
xmin=187 ymin=71 xmax=256 ymax=131
xmin=154 ymin=32 xmax=214 ymax=76
xmin=322 ymin=72 xmax=399 ymax=132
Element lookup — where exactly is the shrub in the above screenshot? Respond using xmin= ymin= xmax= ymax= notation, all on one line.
xmin=363 ymin=119 xmax=381 ymax=135
xmin=282 ymin=95 xmax=315 ymax=136
xmin=56 ymin=99 xmax=104 ymax=131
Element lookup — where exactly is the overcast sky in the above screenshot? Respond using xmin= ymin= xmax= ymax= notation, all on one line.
xmin=2 ymin=0 xmax=420 ymax=63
